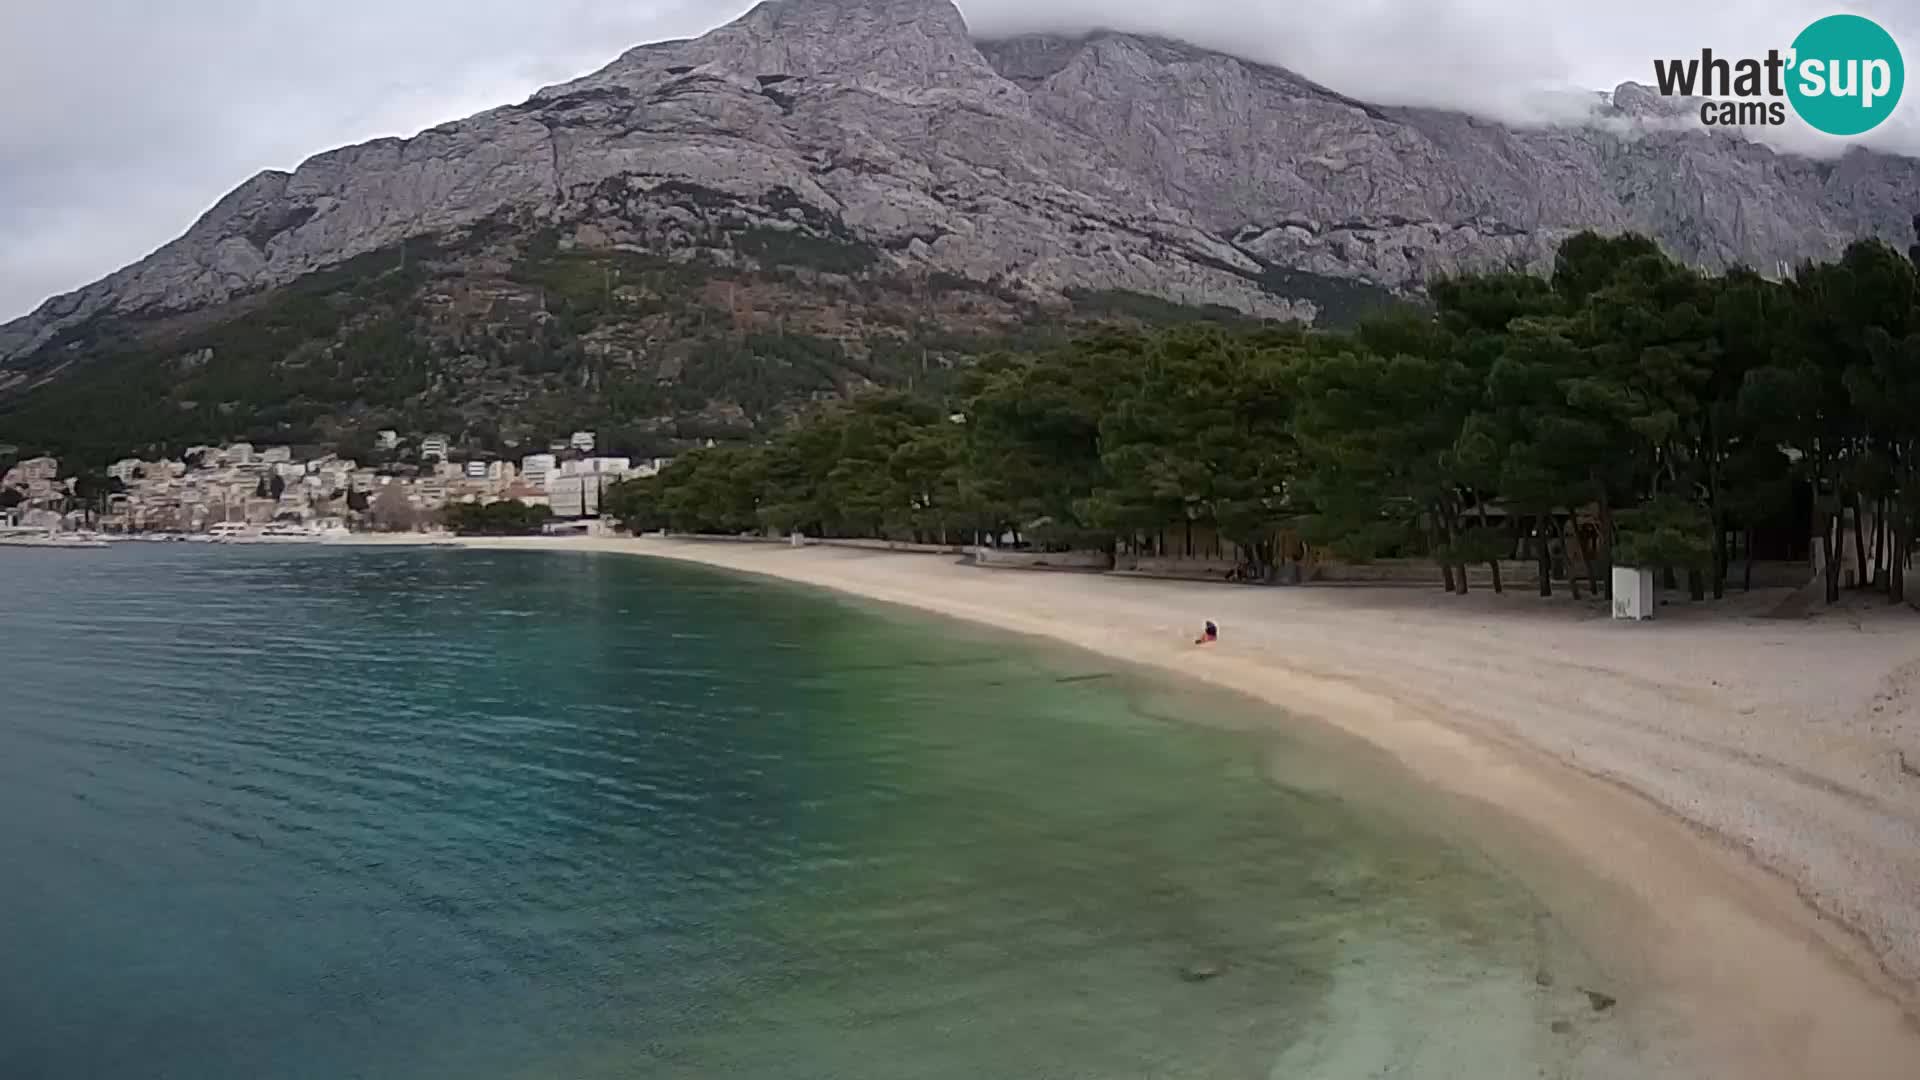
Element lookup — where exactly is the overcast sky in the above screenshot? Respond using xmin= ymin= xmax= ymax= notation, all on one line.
xmin=3 ymin=0 xmax=1916 ymax=322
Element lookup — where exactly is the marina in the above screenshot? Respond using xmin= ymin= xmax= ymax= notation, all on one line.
xmin=0 ymin=528 xmax=108 ymax=549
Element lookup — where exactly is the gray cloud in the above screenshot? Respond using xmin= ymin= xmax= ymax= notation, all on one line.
xmin=4 ymin=0 xmax=1917 ymax=321
xmin=965 ymin=0 xmax=1920 ymax=154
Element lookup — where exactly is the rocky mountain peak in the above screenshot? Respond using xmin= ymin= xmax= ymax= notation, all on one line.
xmin=4 ymin=0 xmax=1919 ymax=373
xmin=546 ymin=0 xmax=1003 ymax=104
xmin=1608 ymin=80 xmax=1698 ymax=120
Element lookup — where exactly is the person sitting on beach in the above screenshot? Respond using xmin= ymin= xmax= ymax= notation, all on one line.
xmin=1194 ymin=620 xmax=1218 ymax=645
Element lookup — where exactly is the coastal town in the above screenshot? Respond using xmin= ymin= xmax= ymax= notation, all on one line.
xmin=0 ymin=429 xmax=673 ymax=539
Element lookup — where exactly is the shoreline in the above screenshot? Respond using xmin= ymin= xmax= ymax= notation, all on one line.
xmin=446 ymin=534 xmax=1920 ymax=1076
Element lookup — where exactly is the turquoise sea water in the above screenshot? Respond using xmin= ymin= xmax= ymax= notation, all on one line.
xmin=0 ymin=546 xmax=1606 ymax=1078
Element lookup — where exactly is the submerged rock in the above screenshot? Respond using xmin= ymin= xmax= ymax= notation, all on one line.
xmin=1179 ymin=963 xmax=1225 ymax=983
xmin=1581 ymin=988 xmax=1618 ymax=1013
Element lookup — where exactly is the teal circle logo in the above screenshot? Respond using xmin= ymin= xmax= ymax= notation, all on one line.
xmin=1787 ymin=14 xmax=1904 ymax=136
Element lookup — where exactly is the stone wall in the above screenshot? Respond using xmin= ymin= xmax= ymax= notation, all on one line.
xmin=806 ymin=537 xmax=975 ymax=555
xmin=972 ymin=548 xmax=1112 ymax=570
xmin=1305 ymin=558 xmax=1542 ymax=588
xmin=1115 ymin=555 xmax=1240 ymax=579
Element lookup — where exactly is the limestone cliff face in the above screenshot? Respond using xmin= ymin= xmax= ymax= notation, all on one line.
xmin=5 ymin=0 xmax=1918 ymax=364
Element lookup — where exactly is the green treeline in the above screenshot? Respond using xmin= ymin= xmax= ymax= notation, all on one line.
xmin=443 ymin=499 xmax=553 ymax=535
xmin=608 ymin=227 xmax=1920 ymax=605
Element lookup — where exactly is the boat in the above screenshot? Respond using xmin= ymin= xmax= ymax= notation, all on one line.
xmin=258 ymin=523 xmax=322 ymax=543
xmin=0 ymin=529 xmax=109 ymax=549
xmin=203 ymin=522 xmax=355 ymax=544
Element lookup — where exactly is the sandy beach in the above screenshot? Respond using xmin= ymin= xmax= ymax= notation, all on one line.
xmin=441 ymin=534 xmax=1920 ymax=1076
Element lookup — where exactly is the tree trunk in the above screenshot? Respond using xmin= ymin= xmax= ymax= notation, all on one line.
xmin=1743 ymin=528 xmax=1756 ymax=592
xmin=1476 ymin=497 xmax=1503 ymax=595
xmin=1573 ymin=524 xmax=1601 ymax=601
xmin=1550 ymin=516 xmax=1582 ymax=601
xmin=1596 ymin=491 xmax=1615 ymax=601
xmin=1893 ymin=524 xmax=1908 ymax=604
xmin=1444 ymin=502 xmax=1469 ymax=595
xmin=1536 ymin=513 xmax=1553 ymax=598
xmin=1873 ymin=499 xmax=1889 ymax=592
xmin=1706 ymin=429 xmax=1726 ymax=601
xmin=1711 ymin=519 xmax=1727 ymax=600
xmin=1851 ymin=494 xmax=1870 ymax=592
xmin=1688 ymin=568 xmax=1705 ymax=602
xmin=1825 ymin=510 xmax=1844 ymax=605
xmin=1426 ymin=507 xmax=1456 ymax=593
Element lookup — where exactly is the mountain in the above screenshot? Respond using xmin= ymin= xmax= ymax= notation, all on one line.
xmin=3 ymin=0 xmax=1918 ymax=461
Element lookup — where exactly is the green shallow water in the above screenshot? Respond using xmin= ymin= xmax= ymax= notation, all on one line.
xmin=0 ymin=546 xmax=1616 ymax=1078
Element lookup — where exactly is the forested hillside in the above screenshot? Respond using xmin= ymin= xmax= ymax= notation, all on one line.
xmin=0 ymin=212 xmax=1346 ymax=466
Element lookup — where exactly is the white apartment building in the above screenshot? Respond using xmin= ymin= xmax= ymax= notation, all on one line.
xmin=521 ymin=453 xmax=558 ymax=490
xmin=3 ymin=456 xmax=60 ymax=490
xmin=374 ymin=430 xmax=401 ymax=451
xmin=569 ymin=431 xmax=597 ymax=453
xmin=561 ymin=456 xmax=632 ymax=477
xmin=464 ymin=461 xmax=489 ymax=479
xmin=420 ymin=434 xmax=450 ymax=461
xmin=548 ymin=473 xmax=611 ymax=518
xmin=314 ymin=464 xmax=355 ymax=492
